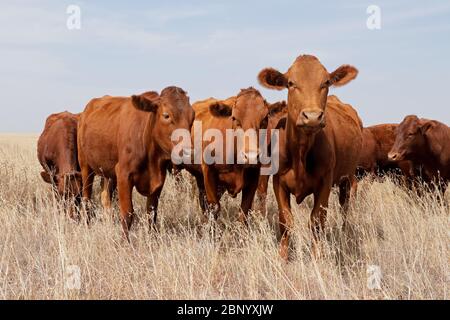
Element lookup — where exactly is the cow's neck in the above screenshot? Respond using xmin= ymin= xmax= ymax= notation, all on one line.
xmin=286 ymin=117 xmax=316 ymax=178
xmin=145 ymin=116 xmax=170 ymax=164
xmin=421 ymin=128 xmax=450 ymax=176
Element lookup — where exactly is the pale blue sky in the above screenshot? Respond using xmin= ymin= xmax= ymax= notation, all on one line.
xmin=1 ymin=0 xmax=449 ymax=132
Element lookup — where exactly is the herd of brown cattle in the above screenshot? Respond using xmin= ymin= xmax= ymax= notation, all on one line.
xmin=37 ymin=55 xmax=450 ymax=259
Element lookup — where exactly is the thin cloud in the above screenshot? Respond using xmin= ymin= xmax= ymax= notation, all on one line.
xmin=0 ymin=2 xmax=176 ymax=50
xmin=388 ymin=3 xmax=450 ymax=22
xmin=86 ymin=18 xmax=175 ymax=50
xmin=142 ymin=5 xmax=218 ymax=26
xmin=153 ymin=8 xmax=210 ymax=23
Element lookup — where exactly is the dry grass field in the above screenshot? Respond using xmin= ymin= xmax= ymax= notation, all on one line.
xmin=0 ymin=134 xmax=448 ymax=300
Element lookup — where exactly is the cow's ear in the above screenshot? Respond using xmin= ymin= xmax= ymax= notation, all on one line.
xmin=420 ymin=120 xmax=435 ymax=135
xmin=209 ymin=102 xmax=232 ymax=117
xmin=268 ymin=100 xmax=287 ymax=116
xmin=40 ymin=171 xmax=52 ymax=184
xmin=328 ymin=65 xmax=358 ymax=87
xmin=258 ymin=68 xmax=288 ymax=90
xmin=132 ymin=94 xmax=159 ymax=113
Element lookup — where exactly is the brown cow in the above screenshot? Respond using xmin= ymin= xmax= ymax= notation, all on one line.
xmin=258 ymin=54 xmax=363 ymax=260
xmin=388 ymin=115 xmax=450 ymax=195
xmin=78 ymin=87 xmax=195 ymax=238
xmin=37 ymin=111 xmax=82 ymax=216
xmin=184 ymin=88 xmax=269 ymax=223
xmin=357 ymin=124 xmax=414 ymax=179
xmin=254 ymin=100 xmax=287 ymax=216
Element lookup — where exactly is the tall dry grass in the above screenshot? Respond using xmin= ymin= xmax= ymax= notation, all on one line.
xmin=0 ymin=134 xmax=448 ymax=299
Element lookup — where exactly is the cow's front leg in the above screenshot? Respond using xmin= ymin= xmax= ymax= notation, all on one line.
xmin=115 ymin=165 xmax=134 ymax=241
xmin=146 ymin=189 xmax=162 ymax=232
xmin=239 ymin=168 xmax=260 ymax=225
xmin=254 ymin=174 xmax=269 ymax=217
xmin=193 ymin=173 xmax=208 ymax=214
xmin=273 ymin=175 xmax=293 ymax=261
xmin=202 ymin=165 xmax=220 ymax=221
xmin=100 ymin=177 xmax=117 ymax=218
xmin=310 ymin=177 xmax=332 ymax=257
xmin=147 ymin=165 xmax=166 ymax=231
xmin=80 ymin=166 xmax=95 ymax=223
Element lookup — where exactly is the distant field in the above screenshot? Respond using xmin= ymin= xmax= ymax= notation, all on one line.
xmin=0 ymin=134 xmax=448 ymax=299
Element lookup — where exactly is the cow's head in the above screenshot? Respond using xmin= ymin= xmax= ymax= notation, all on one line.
xmin=41 ymin=171 xmax=82 ymax=198
xmin=258 ymin=55 xmax=358 ymax=132
xmin=209 ymin=87 xmax=269 ymax=165
xmin=132 ymin=86 xmax=195 ymax=156
xmin=388 ymin=115 xmax=434 ymax=161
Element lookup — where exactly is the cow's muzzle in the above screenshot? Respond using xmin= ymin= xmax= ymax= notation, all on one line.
xmin=388 ymin=151 xmax=403 ymax=161
xmin=296 ymin=110 xmax=325 ymax=129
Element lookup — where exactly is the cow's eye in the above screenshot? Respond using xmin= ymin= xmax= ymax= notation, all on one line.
xmin=162 ymin=112 xmax=170 ymax=120
xmin=288 ymin=81 xmax=295 ymax=88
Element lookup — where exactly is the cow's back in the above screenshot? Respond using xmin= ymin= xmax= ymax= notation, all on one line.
xmin=193 ymin=97 xmax=236 ymax=132
xmin=78 ymin=96 xmax=149 ymax=178
xmin=325 ymin=95 xmax=363 ymax=182
xmin=192 ymin=98 xmax=217 ymax=129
